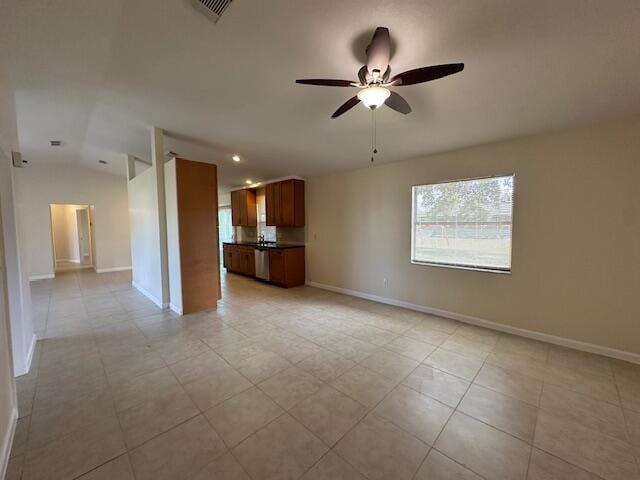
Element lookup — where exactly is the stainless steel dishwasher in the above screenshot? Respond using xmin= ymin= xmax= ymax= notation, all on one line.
xmin=254 ymin=248 xmax=270 ymax=281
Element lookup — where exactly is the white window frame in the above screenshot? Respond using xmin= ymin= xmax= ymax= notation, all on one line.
xmin=410 ymin=175 xmax=515 ymax=274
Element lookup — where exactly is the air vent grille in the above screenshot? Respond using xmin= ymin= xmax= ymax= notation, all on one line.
xmin=192 ymin=0 xmax=233 ymax=23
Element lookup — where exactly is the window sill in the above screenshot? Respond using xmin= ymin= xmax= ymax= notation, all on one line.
xmin=410 ymin=260 xmax=511 ymax=275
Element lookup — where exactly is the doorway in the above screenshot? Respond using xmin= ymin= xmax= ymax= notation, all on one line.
xmin=49 ymin=204 xmax=95 ymax=273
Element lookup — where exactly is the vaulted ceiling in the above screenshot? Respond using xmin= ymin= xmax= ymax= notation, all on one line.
xmin=2 ymin=0 xmax=640 ymax=191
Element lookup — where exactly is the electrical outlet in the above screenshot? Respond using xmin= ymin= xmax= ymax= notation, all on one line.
xmin=383 ymin=278 xmax=388 ymax=287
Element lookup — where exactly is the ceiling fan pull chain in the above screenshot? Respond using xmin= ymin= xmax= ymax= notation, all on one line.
xmin=370 ymin=108 xmax=379 ymax=163
xmin=371 ymin=109 xmax=375 ymax=162
xmin=374 ymin=108 xmax=378 ymax=155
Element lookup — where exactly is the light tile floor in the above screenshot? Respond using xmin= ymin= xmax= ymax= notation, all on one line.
xmin=7 ymin=269 xmax=640 ymax=480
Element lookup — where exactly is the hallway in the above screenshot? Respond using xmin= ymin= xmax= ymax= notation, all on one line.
xmin=6 ymin=270 xmax=640 ymax=480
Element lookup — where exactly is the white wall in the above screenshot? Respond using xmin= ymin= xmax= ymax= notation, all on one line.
xmin=128 ymin=167 xmax=164 ymax=306
xmin=0 ymin=200 xmax=17 ymax=479
xmin=0 ymin=150 xmax=18 ymax=478
xmin=0 ymin=157 xmax=33 ymax=376
xmin=164 ymin=160 xmax=182 ymax=313
xmin=0 ymin=64 xmax=34 ymax=381
xmin=307 ymin=118 xmax=640 ymax=359
xmin=14 ymin=165 xmax=131 ymax=278
xmin=0 ymin=59 xmax=25 ymax=476
xmin=50 ymin=204 xmax=82 ymax=262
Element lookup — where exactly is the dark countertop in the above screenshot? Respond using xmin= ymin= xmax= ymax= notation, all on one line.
xmin=223 ymin=241 xmax=305 ymax=250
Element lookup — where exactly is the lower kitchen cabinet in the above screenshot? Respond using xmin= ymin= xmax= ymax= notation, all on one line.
xmin=223 ymin=244 xmax=255 ymax=277
xmin=238 ymin=247 xmax=256 ymax=276
xmin=223 ymin=243 xmax=305 ymax=288
xmin=269 ymin=249 xmax=285 ymax=285
xmin=269 ymin=247 xmax=305 ymax=288
xmin=223 ymin=246 xmax=233 ymax=270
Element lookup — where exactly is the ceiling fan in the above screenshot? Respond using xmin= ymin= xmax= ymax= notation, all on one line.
xmin=296 ymin=27 xmax=464 ymax=118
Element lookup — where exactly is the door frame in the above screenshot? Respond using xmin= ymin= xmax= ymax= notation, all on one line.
xmin=75 ymin=207 xmax=92 ymax=266
xmin=49 ymin=203 xmax=96 ymax=272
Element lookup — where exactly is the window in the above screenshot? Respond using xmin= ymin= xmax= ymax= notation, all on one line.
xmin=257 ymin=202 xmax=276 ymax=242
xmin=218 ymin=206 xmax=234 ymax=244
xmin=218 ymin=206 xmax=233 ymax=264
xmin=411 ymin=175 xmax=514 ymax=272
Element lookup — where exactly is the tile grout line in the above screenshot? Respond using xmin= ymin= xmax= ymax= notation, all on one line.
xmin=525 ymin=350 xmax=619 ymax=480
xmin=327 ymin=325 xmax=467 ymax=480
xmin=69 ymin=281 xmax=137 ymax=479
xmin=612 ymin=364 xmax=640 ymax=475
xmin=22 ymin=273 xmax=640 ymax=480
xmin=412 ymin=326 xmax=495 ymax=480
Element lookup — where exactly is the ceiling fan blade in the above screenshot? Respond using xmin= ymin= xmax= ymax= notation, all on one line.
xmin=296 ymin=79 xmax=356 ymax=87
xmin=357 ymin=66 xmax=368 ymax=85
xmin=391 ymin=63 xmax=464 ymax=86
xmin=382 ymin=65 xmax=391 ymax=83
xmin=386 ymin=91 xmax=412 ymax=114
xmin=366 ymin=27 xmax=391 ymax=76
xmin=331 ymin=96 xmax=360 ymax=118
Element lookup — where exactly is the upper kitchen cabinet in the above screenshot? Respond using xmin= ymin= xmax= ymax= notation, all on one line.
xmin=231 ymin=188 xmax=257 ymax=227
xmin=266 ymin=179 xmax=305 ymax=227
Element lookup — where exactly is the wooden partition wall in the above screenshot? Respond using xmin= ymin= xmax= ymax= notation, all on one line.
xmin=165 ymin=158 xmax=220 ymax=314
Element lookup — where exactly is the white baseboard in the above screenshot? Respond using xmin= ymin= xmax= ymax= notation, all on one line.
xmin=0 ymin=407 xmax=18 ymax=480
xmin=96 ymin=266 xmax=132 ymax=273
xmin=306 ymin=281 xmax=640 ymax=365
xmin=29 ymin=273 xmax=54 ymax=281
xmin=14 ymin=333 xmax=37 ymax=377
xmin=132 ymin=281 xmax=168 ymax=309
xmin=169 ymin=303 xmax=183 ymax=315
xmin=56 ymin=258 xmax=80 ymax=263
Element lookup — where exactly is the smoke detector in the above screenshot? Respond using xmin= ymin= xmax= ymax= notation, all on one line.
xmin=191 ymin=0 xmax=233 ymax=24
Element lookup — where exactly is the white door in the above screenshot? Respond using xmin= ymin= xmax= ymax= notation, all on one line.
xmin=76 ymin=208 xmax=92 ymax=265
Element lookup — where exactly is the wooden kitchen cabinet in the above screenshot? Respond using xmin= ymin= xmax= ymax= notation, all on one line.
xmin=231 ymin=188 xmax=257 ymax=227
xmin=224 ymin=243 xmax=304 ymax=288
xmin=265 ymin=181 xmax=281 ymax=226
xmin=269 ymin=247 xmax=305 ymax=287
xmin=268 ymin=249 xmax=285 ymax=285
xmin=237 ymin=246 xmax=256 ymax=277
xmin=265 ymin=179 xmax=304 ymax=227
xmin=223 ymin=245 xmax=233 ymax=270
xmin=223 ymin=244 xmax=255 ymax=277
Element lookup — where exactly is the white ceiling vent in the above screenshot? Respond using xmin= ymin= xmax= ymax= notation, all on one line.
xmin=192 ymin=0 xmax=233 ymax=23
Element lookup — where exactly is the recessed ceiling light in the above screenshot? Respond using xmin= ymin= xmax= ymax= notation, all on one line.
xmin=232 ymin=154 xmax=241 ymax=162
xmin=50 ymin=140 xmax=62 ymax=146
xmin=245 ymin=179 xmax=253 ymax=185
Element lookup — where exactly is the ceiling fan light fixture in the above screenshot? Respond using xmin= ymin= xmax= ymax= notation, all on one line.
xmin=357 ymin=86 xmax=391 ymax=109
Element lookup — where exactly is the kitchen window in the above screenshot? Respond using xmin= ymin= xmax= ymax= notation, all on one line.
xmin=411 ymin=175 xmax=514 ymax=272
xmin=218 ymin=206 xmax=233 ymax=264
xmin=257 ymin=202 xmax=276 ymax=242
xmin=218 ymin=206 xmax=233 ymax=243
